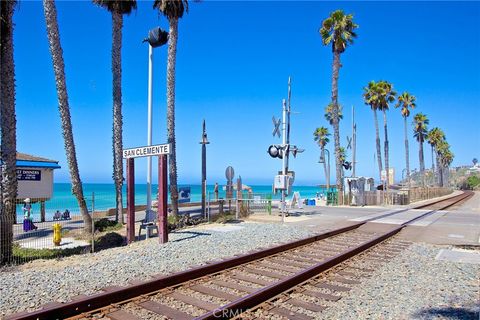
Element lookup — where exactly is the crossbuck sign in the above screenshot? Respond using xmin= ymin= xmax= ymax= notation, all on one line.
xmin=123 ymin=143 xmax=171 ymax=159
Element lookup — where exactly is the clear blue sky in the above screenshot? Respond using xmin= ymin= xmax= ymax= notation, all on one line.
xmin=13 ymin=1 xmax=480 ymax=185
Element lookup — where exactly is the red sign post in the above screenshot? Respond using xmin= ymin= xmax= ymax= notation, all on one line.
xmin=158 ymin=154 xmax=168 ymax=244
xmin=126 ymin=158 xmax=135 ymax=244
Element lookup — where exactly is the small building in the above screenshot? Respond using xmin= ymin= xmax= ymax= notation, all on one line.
xmin=16 ymin=152 xmax=61 ymax=221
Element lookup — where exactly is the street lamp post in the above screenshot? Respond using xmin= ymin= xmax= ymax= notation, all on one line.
xmin=144 ymin=27 xmax=168 ymax=213
xmin=200 ymin=120 xmax=209 ymax=218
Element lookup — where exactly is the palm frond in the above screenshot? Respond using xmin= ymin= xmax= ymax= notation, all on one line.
xmin=319 ymin=9 xmax=358 ymax=53
xmin=154 ymin=0 xmax=189 ymax=20
xmin=93 ymin=0 xmax=137 ymax=14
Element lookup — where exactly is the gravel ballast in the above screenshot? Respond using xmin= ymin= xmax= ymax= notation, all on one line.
xmin=319 ymin=243 xmax=479 ymax=319
xmin=0 ymin=221 xmax=313 ymax=317
xmin=2 ymin=222 xmax=478 ymax=319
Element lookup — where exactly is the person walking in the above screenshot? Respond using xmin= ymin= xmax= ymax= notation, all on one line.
xmin=23 ymin=198 xmax=37 ymax=232
xmin=214 ymin=182 xmax=219 ymax=201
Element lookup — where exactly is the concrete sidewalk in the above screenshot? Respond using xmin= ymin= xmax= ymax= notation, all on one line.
xmin=246 ymin=191 xmax=479 ymax=246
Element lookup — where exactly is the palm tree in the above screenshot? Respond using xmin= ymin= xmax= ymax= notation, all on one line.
xmin=377 ymin=81 xmax=396 ymax=190
xmin=426 ymin=127 xmax=445 ymax=186
xmin=153 ymin=0 xmax=189 ymax=218
xmin=441 ymin=149 xmax=454 ymax=187
xmin=320 ymin=10 xmax=358 ymax=204
xmin=313 ymin=127 xmax=330 ymax=189
xmin=43 ymin=0 xmax=92 ymax=232
xmin=437 ymin=140 xmax=453 ymax=187
xmin=0 ymin=0 xmax=17 ymax=264
xmin=395 ymin=92 xmax=416 ymax=187
xmin=324 ymin=103 xmax=343 ymax=125
xmin=473 ymin=158 xmax=478 ymax=166
xmin=413 ymin=113 xmax=429 ymax=186
xmin=363 ymin=81 xmax=383 ymax=183
xmin=93 ymin=0 xmax=137 ymax=224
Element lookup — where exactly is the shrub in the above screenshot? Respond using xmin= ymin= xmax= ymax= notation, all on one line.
xmin=12 ymin=243 xmax=88 ymax=261
xmin=94 ymin=232 xmax=125 ymax=249
xmin=94 ymin=218 xmax=121 ymax=232
xmin=466 ymin=175 xmax=480 ymax=189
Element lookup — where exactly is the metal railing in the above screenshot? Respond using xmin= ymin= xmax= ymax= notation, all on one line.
xmin=206 ymin=192 xmax=272 ymax=221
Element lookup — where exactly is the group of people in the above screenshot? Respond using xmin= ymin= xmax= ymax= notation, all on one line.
xmin=53 ymin=209 xmax=70 ymax=221
xmin=22 ymin=198 xmax=71 ymax=232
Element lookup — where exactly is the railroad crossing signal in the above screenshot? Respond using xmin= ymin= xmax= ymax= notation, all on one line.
xmin=343 ymin=161 xmax=352 ymax=170
xmin=272 ymin=116 xmax=281 ymax=138
xmin=268 ymin=145 xmax=284 ymax=159
xmin=290 ymin=146 xmax=305 ymax=158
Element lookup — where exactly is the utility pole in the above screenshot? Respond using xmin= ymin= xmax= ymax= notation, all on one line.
xmin=352 ymin=105 xmax=357 ymax=177
xmin=280 ymin=99 xmax=287 ymax=220
xmin=200 ymin=120 xmax=209 ymax=218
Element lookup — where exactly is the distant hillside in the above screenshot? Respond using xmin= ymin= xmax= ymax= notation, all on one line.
xmin=401 ymin=165 xmax=480 ymax=189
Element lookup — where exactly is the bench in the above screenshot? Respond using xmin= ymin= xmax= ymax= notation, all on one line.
xmin=138 ymin=209 xmax=158 ymax=239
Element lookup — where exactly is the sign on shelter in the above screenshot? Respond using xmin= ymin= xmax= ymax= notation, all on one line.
xmin=17 ymin=169 xmax=41 ymax=181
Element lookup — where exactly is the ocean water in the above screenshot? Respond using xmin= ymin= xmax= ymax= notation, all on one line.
xmin=17 ymin=183 xmax=335 ymax=221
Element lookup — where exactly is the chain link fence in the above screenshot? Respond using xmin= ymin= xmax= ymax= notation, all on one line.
xmin=0 ymin=191 xmax=128 ymax=266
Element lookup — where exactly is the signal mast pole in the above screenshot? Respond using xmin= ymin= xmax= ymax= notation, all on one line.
xmin=269 ymin=77 xmax=303 ymax=223
xmin=281 ymin=99 xmax=287 ymax=221
xmin=352 ymin=105 xmax=357 ymax=177
xmin=281 ymin=77 xmax=292 ymax=222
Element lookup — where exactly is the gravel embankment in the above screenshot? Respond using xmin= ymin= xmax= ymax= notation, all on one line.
xmin=319 ymin=243 xmax=480 ymax=320
xmin=0 ymin=222 xmax=313 ymax=317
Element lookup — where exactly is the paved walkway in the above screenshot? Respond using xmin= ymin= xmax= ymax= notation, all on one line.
xmin=247 ymin=191 xmax=479 ymax=246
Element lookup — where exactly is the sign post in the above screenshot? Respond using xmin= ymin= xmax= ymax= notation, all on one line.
xmin=158 ymin=154 xmax=168 ymax=244
xmin=123 ymin=143 xmax=170 ymax=245
xmin=126 ymin=158 xmax=135 ymax=244
xmin=225 ymin=166 xmax=234 ymax=212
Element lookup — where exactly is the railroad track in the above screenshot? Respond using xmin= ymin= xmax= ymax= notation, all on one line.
xmin=6 ymin=191 xmax=473 ymax=320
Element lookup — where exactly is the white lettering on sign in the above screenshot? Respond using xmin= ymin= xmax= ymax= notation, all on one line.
xmin=122 ymin=144 xmax=171 ymax=159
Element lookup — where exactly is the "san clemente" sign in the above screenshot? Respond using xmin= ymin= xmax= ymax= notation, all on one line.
xmin=122 ymin=144 xmax=171 ymax=159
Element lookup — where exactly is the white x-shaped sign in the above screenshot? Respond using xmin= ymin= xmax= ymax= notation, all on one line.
xmin=272 ymin=116 xmax=281 ymax=138
xmin=346 ymin=136 xmax=352 ymax=149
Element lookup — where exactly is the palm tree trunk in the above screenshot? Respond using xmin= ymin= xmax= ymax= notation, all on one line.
xmin=383 ymin=110 xmax=390 ymax=185
xmin=404 ymin=116 xmax=410 ymax=187
xmin=43 ymin=0 xmax=92 ymax=232
xmin=419 ymin=137 xmax=425 ymax=186
xmin=430 ymin=145 xmax=435 ymax=186
xmin=373 ymin=108 xmax=383 ymax=183
xmin=0 ymin=0 xmax=17 ymax=264
xmin=112 ymin=11 xmax=124 ymax=224
xmin=383 ymin=110 xmax=390 ymax=195
xmin=331 ymin=50 xmax=343 ymax=204
xmin=166 ymin=18 xmax=179 ymax=217
xmin=321 ymin=147 xmax=329 ymax=189
xmin=431 ymin=145 xmax=435 ymax=172
xmin=437 ymin=154 xmax=443 ymax=187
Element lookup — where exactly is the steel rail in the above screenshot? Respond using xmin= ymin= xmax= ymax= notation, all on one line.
xmin=195 ymin=191 xmax=473 ymax=320
xmin=6 ymin=191 xmax=472 ymax=320
xmin=5 ymin=224 xmax=363 ymax=320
